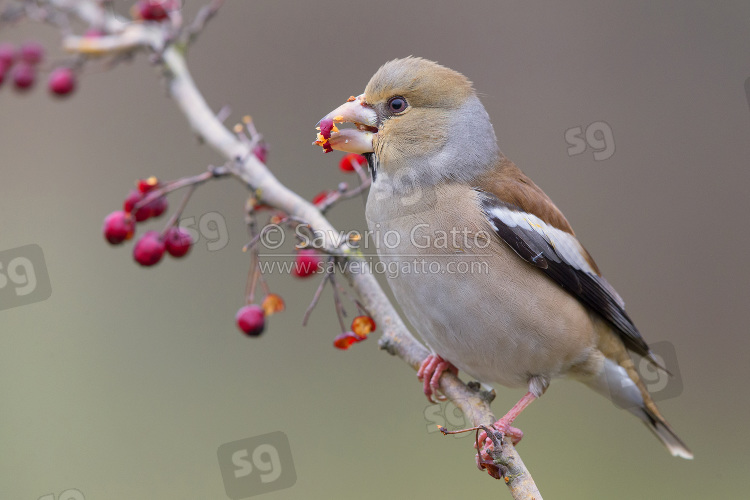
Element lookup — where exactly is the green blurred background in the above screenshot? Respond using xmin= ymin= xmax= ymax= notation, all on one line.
xmin=1 ymin=0 xmax=749 ymax=498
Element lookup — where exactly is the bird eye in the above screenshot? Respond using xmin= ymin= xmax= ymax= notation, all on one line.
xmin=388 ymin=97 xmax=408 ymax=113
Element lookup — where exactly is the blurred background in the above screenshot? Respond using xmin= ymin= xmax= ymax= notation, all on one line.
xmin=1 ymin=0 xmax=749 ymax=498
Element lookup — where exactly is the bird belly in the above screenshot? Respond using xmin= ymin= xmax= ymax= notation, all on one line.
xmin=366 ymin=184 xmax=597 ymax=389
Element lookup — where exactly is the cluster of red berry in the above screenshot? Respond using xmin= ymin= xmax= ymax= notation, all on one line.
xmin=102 ymin=177 xmax=192 ymax=266
xmin=313 ymin=153 xmax=375 ymax=348
xmin=0 ymin=41 xmax=76 ymax=97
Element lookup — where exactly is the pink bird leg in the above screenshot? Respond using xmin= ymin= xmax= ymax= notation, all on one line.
xmin=477 ymin=391 xmax=536 ymax=446
xmin=417 ymin=354 xmax=458 ymax=403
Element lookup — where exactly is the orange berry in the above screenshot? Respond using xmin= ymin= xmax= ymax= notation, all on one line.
xmin=351 ymin=315 xmax=376 ymax=337
xmin=333 ymin=332 xmax=361 ymax=350
xmin=262 ymin=293 xmax=285 ymax=315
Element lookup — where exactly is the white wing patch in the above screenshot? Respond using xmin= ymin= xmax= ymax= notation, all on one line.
xmin=486 ymin=204 xmax=597 ymax=275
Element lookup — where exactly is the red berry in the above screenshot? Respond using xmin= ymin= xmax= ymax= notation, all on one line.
xmin=339 ymin=153 xmax=367 ymax=172
xmin=333 ymin=332 xmax=363 ymax=350
xmin=84 ymin=28 xmax=105 ymax=38
xmin=253 ymin=143 xmax=268 ymax=163
xmin=103 ymin=211 xmax=136 ymax=245
xmin=351 ymin=315 xmax=376 ymax=337
xmin=312 ymin=190 xmax=334 ymax=206
xmin=145 ymin=195 xmax=168 ymax=218
xmin=123 ymin=189 xmax=149 ymax=221
xmin=236 ymin=305 xmax=266 ymax=336
xmin=133 ymin=231 xmax=165 ymax=266
xmin=319 ymin=118 xmax=334 ymax=140
xmin=11 ymin=62 xmax=35 ymax=91
xmin=0 ymin=43 xmax=15 ymax=67
xmin=164 ymin=227 xmax=192 ymax=258
xmin=0 ymin=64 xmax=6 ymax=88
xmin=133 ymin=0 xmax=175 ymax=21
xmin=19 ymin=41 xmax=44 ymax=65
xmin=292 ymin=249 xmax=320 ymax=278
xmin=123 ymin=188 xmax=166 ymax=221
xmin=137 ymin=176 xmax=160 ymax=193
xmin=123 ymin=189 xmax=143 ymax=212
xmin=48 ymin=67 xmax=76 ymax=97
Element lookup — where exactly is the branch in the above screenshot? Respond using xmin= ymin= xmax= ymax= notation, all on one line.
xmin=55 ymin=2 xmax=542 ymax=497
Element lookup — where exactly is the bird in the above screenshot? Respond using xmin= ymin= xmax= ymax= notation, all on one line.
xmin=315 ymin=56 xmax=693 ymax=466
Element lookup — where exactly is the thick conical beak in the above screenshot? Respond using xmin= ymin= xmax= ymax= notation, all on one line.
xmin=314 ymin=94 xmax=377 ymax=154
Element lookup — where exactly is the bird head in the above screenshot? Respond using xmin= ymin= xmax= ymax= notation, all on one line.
xmin=316 ymin=57 xmax=500 ymax=187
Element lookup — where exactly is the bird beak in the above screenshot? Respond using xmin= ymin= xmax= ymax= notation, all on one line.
xmin=314 ymin=94 xmax=377 ymax=154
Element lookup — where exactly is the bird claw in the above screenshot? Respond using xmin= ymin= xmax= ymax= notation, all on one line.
xmin=473 ymin=424 xmax=515 ymax=480
xmin=474 ymin=420 xmax=524 ymax=450
xmin=417 ymin=354 xmax=458 ymax=404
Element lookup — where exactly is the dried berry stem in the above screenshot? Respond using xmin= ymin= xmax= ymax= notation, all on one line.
xmin=303 ymin=273 xmax=331 ymax=327
xmin=162 ymin=184 xmax=197 ymax=231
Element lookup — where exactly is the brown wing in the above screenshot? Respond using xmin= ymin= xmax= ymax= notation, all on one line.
xmin=473 ymin=157 xmax=660 ymax=363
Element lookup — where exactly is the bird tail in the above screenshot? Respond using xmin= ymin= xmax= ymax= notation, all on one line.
xmin=582 ymin=355 xmax=693 ymax=459
xmin=630 ymin=405 xmax=693 ymax=459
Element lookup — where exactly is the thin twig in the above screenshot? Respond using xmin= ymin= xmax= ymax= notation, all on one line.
xmin=303 ymin=273 xmax=331 ymax=327
xmin=182 ymin=0 xmax=224 ymax=46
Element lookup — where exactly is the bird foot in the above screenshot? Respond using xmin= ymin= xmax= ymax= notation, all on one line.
xmin=473 ymin=425 xmax=511 ymax=479
xmin=474 ymin=418 xmax=524 ymax=449
xmin=416 ymin=354 xmax=458 ymax=403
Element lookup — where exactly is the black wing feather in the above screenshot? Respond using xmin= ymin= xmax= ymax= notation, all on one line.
xmin=477 ymin=191 xmax=651 ymax=358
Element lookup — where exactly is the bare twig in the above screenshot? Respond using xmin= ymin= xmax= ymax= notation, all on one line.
xmin=302 ymin=273 xmax=330 ymax=327
xmin=181 ymin=0 xmax=224 ymax=46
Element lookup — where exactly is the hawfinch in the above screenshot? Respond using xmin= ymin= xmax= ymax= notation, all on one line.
xmin=316 ymin=57 xmax=692 ymax=462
